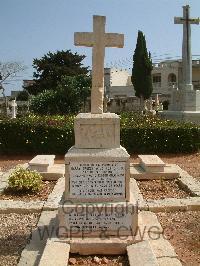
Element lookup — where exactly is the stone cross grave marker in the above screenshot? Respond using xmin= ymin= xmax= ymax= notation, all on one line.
xmin=74 ymin=15 xmax=124 ymax=114
xmin=11 ymin=99 xmax=17 ymax=119
xmin=174 ymin=5 xmax=199 ymax=90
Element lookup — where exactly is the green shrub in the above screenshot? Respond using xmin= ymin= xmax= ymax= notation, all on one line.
xmin=0 ymin=112 xmax=199 ymax=154
xmin=30 ymin=75 xmax=91 ymax=115
xmin=8 ymin=167 xmax=42 ymax=192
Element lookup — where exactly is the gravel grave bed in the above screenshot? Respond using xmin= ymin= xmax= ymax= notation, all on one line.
xmin=137 ymin=179 xmax=191 ymax=200
xmin=68 ymin=254 xmax=129 ymax=266
xmin=0 ymin=180 xmax=56 ymax=201
xmin=0 ymin=212 xmax=40 ymax=266
xmin=157 ymin=211 xmax=200 ymax=265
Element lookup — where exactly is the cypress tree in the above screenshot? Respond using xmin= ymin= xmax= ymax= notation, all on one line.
xmin=131 ymin=31 xmax=153 ymax=109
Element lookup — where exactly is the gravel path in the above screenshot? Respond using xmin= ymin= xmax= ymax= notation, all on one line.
xmin=157 ymin=211 xmax=200 ymax=265
xmin=0 ymin=213 xmax=40 ymax=266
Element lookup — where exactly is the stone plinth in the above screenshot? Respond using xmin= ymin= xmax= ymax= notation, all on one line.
xmin=74 ymin=113 xmax=120 ymax=149
xmin=28 ymin=155 xmax=55 ymax=172
xmin=64 ymin=146 xmax=130 ymax=202
xmin=58 ymin=201 xmax=138 ymax=237
xmin=139 ymin=155 xmax=165 ymax=173
xmin=169 ymin=90 xmax=200 ymax=112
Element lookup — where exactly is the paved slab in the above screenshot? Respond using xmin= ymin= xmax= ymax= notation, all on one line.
xmin=0 ymin=200 xmax=44 ymax=214
xmin=130 ymin=164 xmax=180 ymax=180
xmin=39 ymin=239 xmax=70 ymax=266
xmin=127 ymin=241 xmax=158 ymax=266
xmin=43 ymin=177 xmax=64 ymax=210
xmin=18 ymin=211 xmax=58 ymax=266
xmin=130 ymin=179 xmax=148 ymax=210
xmin=147 ymin=197 xmax=200 ymax=212
xmin=157 ymin=257 xmax=182 ymax=266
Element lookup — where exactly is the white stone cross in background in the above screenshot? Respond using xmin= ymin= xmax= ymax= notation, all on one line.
xmin=11 ymin=99 xmax=17 ymax=119
xmin=74 ymin=15 xmax=124 ymax=114
xmin=174 ymin=5 xmax=199 ymax=90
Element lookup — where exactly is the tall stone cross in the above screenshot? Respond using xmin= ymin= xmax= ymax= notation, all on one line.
xmin=174 ymin=5 xmax=199 ymax=90
xmin=74 ymin=15 xmax=124 ymax=114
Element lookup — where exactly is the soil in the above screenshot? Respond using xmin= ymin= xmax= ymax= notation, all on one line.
xmin=0 ymin=213 xmax=40 ymax=266
xmin=68 ymin=254 xmax=129 ymax=266
xmin=157 ymin=211 xmax=200 ymax=266
xmin=0 ymin=180 xmax=56 ymax=201
xmin=137 ymin=179 xmax=191 ymax=200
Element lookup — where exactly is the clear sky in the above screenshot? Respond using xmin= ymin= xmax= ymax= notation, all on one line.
xmin=1 ymin=0 xmax=200 ymax=95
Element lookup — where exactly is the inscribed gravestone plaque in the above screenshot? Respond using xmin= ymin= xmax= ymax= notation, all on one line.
xmin=69 ymin=162 xmax=126 ymax=199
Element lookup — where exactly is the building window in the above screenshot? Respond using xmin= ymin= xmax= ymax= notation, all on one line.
xmin=152 ymin=74 xmax=161 ymax=83
xmin=168 ymin=73 xmax=176 ymax=83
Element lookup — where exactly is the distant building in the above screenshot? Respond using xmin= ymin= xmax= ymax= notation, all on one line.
xmin=23 ymin=79 xmax=35 ymax=88
xmin=152 ymin=59 xmax=200 ymax=96
xmin=104 ymin=68 xmax=134 ymax=98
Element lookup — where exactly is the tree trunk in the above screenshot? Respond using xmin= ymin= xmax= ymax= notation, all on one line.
xmin=1 ymin=86 xmax=8 ymax=116
xmin=140 ymin=95 xmax=144 ymax=113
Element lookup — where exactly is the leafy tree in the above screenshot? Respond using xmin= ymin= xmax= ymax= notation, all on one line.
xmin=16 ymin=90 xmax=29 ymax=101
xmin=0 ymin=62 xmax=26 ymax=114
xmin=131 ymin=31 xmax=153 ymax=110
xmin=30 ymin=75 xmax=91 ymax=115
xmin=27 ymin=50 xmax=89 ymax=95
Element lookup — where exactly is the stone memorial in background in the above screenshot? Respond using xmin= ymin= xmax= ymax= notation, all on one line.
xmin=162 ymin=5 xmax=200 ymax=124
xmin=11 ymin=99 xmax=17 ymax=119
xmin=58 ymin=15 xmax=138 ymax=237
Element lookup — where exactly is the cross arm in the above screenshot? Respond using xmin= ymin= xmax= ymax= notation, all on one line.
xmin=174 ymin=17 xmax=184 ymax=24
xmin=174 ymin=17 xmax=200 ymax=24
xmin=74 ymin=32 xmax=94 ymax=47
xmin=189 ymin=18 xmax=200 ymax=25
xmin=105 ymin=33 xmax=124 ymax=48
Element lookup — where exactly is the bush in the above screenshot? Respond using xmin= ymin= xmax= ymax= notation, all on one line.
xmin=0 ymin=112 xmax=199 ymax=154
xmin=8 ymin=167 xmax=42 ymax=192
xmin=120 ymin=112 xmax=200 ymax=153
xmin=30 ymin=75 xmax=91 ymax=115
xmin=0 ymin=115 xmax=74 ymax=154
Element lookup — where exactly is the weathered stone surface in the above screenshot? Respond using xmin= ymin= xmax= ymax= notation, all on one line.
xmin=74 ymin=113 xmax=120 ymax=148
xmin=139 ymin=155 xmax=165 ymax=170
xmin=29 ymin=155 xmax=55 ymax=172
xmin=147 ymin=197 xmax=200 ymax=212
xmin=129 ymin=179 xmax=148 ymax=210
xmin=43 ymin=177 xmax=64 ymax=210
xmin=149 ymin=238 xmax=178 ymax=258
xmin=65 ymin=146 xmax=130 ymax=202
xmin=74 ymin=15 xmax=124 ymax=114
xmin=127 ymin=241 xmax=158 ymax=266
xmin=39 ymin=239 xmax=70 ymax=266
xmin=157 ymin=257 xmax=182 ymax=266
xmin=139 ymin=155 xmax=165 ymax=166
xmin=18 ymin=211 xmax=58 ymax=266
xmin=39 ymin=164 xmax=65 ymax=180
xmin=65 ymin=146 xmax=130 ymax=162
xmin=58 ymin=201 xmax=138 ymax=237
xmin=130 ymin=163 xmax=180 ymax=180
xmin=69 ymin=237 xmax=135 ymax=255
xmin=0 ymin=200 xmax=44 ymax=214
xmin=178 ymin=176 xmax=200 ymax=196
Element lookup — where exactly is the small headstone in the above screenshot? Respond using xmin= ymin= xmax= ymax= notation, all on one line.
xmin=29 ymin=155 xmax=55 ymax=172
xmin=139 ymin=155 xmax=165 ymax=173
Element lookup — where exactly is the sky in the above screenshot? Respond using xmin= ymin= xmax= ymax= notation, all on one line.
xmin=1 ymin=0 xmax=200 ymax=95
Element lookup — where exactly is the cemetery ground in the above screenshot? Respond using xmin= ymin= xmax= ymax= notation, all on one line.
xmin=0 ymin=152 xmax=199 ymax=265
